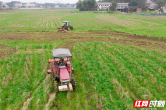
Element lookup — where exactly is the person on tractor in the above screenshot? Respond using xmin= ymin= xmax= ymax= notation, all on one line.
xmin=59 ymin=58 xmax=64 ymax=66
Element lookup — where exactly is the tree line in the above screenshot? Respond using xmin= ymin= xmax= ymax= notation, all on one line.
xmin=76 ymin=0 xmax=96 ymax=11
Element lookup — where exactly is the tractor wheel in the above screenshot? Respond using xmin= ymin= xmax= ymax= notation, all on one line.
xmin=68 ymin=27 xmax=70 ymax=31
xmin=52 ymin=74 xmax=56 ymax=82
xmin=56 ymin=83 xmax=60 ymax=92
xmin=55 ymin=77 xmax=60 ymax=83
xmin=70 ymin=26 xmax=73 ymax=30
xmin=71 ymin=78 xmax=76 ymax=91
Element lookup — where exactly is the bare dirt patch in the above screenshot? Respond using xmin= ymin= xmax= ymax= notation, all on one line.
xmin=0 ymin=28 xmax=13 ymax=30
xmin=46 ymin=92 xmax=56 ymax=110
xmin=0 ymin=31 xmax=166 ymax=59
xmin=0 ymin=44 xmax=17 ymax=59
xmin=22 ymin=97 xmax=33 ymax=110
xmin=0 ymin=13 xmax=16 ymax=15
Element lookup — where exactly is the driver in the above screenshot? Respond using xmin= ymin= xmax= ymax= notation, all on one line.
xmin=59 ymin=58 xmax=64 ymax=66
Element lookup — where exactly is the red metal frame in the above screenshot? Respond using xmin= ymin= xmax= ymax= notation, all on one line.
xmin=48 ymin=58 xmax=73 ymax=81
xmin=59 ymin=67 xmax=70 ymax=80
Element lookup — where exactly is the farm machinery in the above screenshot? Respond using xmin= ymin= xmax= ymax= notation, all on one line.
xmin=47 ymin=48 xmax=76 ymax=91
xmin=58 ymin=21 xmax=73 ymax=32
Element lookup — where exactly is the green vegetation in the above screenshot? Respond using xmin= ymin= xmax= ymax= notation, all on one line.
xmin=0 ymin=9 xmax=166 ymax=110
xmin=44 ymin=42 xmax=166 ymax=109
xmin=0 ymin=40 xmax=69 ymax=109
xmin=109 ymin=1 xmax=117 ymax=11
xmin=155 ymin=0 xmax=166 ymax=14
xmin=76 ymin=0 xmax=96 ymax=11
xmin=72 ymin=42 xmax=166 ymax=109
xmin=0 ymin=9 xmax=166 ymax=39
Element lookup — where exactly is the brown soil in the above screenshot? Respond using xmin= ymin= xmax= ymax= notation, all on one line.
xmin=0 ymin=28 xmax=13 ymax=30
xmin=22 ymin=97 xmax=33 ymax=110
xmin=0 ymin=31 xmax=166 ymax=59
xmin=0 ymin=44 xmax=17 ymax=59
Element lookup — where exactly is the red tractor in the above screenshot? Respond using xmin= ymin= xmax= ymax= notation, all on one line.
xmin=47 ymin=48 xmax=76 ymax=91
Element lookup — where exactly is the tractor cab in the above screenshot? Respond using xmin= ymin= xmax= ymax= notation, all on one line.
xmin=62 ymin=21 xmax=70 ymax=27
xmin=62 ymin=21 xmax=73 ymax=31
xmin=47 ymin=48 xmax=76 ymax=91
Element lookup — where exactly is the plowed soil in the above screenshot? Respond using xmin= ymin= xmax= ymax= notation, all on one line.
xmin=0 ymin=31 xmax=166 ymax=59
xmin=0 ymin=44 xmax=17 ymax=59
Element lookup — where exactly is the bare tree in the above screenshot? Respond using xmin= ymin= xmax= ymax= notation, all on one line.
xmin=137 ymin=0 xmax=146 ymax=10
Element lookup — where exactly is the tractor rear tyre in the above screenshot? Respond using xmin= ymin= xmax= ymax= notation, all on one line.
xmin=55 ymin=77 xmax=60 ymax=83
xmin=70 ymin=26 xmax=73 ymax=30
xmin=68 ymin=27 xmax=70 ymax=31
xmin=71 ymin=78 xmax=76 ymax=91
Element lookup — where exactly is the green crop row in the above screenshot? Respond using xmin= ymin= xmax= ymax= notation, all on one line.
xmin=0 ymin=40 xmax=68 ymax=110
xmin=69 ymin=42 xmax=166 ymax=110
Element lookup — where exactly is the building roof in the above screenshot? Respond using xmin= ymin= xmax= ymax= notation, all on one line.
xmin=117 ymin=3 xmax=129 ymax=5
xmin=1 ymin=3 xmax=6 ymax=5
xmin=15 ymin=3 xmax=22 ymax=4
xmin=63 ymin=21 xmax=70 ymax=23
xmin=52 ymin=48 xmax=72 ymax=58
xmin=129 ymin=6 xmax=139 ymax=9
xmin=148 ymin=3 xmax=156 ymax=9
xmin=146 ymin=1 xmax=152 ymax=4
xmin=97 ymin=2 xmax=112 ymax=5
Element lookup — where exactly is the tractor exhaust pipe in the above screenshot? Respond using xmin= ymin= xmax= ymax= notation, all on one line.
xmin=58 ymin=83 xmax=73 ymax=91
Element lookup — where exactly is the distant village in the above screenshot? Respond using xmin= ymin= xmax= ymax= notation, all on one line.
xmin=0 ymin=2 xmax=76 ymax=9
xmin=96 ymin=0 xmax=166 ymax=14
xmin=0 ymin=0 xmax=166 ymax=14
xmin=97 ymin=0 xmax=166 ymax=13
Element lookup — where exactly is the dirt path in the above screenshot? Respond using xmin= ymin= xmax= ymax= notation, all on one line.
xmin=22 ymin=97 xmax=33 ymax=110
xmin=45 ymin=92 xmax=56 ymax=110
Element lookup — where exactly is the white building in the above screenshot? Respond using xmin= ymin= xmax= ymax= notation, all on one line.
xmin=163 ymin=7 xmax=166 ymax=13
xmin=73 ymin=5 xmax=76 ymax=8
xmin=55 ymin=5 xmax=59 ymax=8
xmin=14 ymin=3 xmax=22 ymax=8
xmin=1 ymin=3 xmax=8 ymax=8
xmin=116 ymin=3 xmax=129 ymax=12
xmin=97 ymin=2 xmax=112 ymax=10
xmin=67 ymin=5 xmax=72 ymax=8
xmin=25 ymin=3 xmax=35 ymax=8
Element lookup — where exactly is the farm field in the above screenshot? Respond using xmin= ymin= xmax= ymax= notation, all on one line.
xmin=0 ymin=9 xmax=166 ymax=39
xmin=0 ymin=9 xmax=166 ymax=110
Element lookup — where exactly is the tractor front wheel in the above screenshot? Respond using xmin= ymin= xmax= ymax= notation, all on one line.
xmin=55 ymin=77 xmax=60 ymax=82
xmin=71 ymin=78 xmax=76 ymax=91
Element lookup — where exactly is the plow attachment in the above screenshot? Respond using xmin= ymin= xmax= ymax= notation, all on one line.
xmin=58 ymin=28 xmax=66 ymax=32
xmin=58 ymin=83 xmax=73 ymax=91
